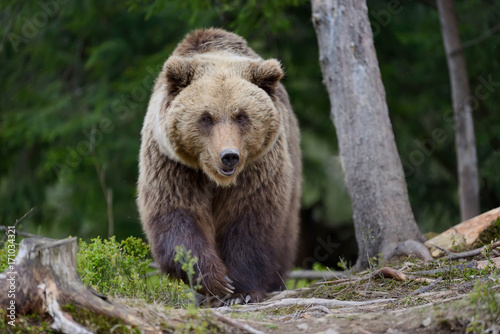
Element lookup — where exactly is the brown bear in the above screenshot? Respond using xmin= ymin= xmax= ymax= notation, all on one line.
xmin=137 ymin=28 xmax=301 ymax=304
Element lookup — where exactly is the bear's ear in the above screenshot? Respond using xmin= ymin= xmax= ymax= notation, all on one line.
xmin=164 ymin=56 xmax=196 ymax=96
xmin=250 ymin=59 xmax=283 ymax=96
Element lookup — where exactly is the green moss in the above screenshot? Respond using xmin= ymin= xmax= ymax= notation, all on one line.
xmin=265 ymin=304 xmax=305 ymax=316
xmin=0 ymin=309 xmax=55 ymax=334
xmin=0 ymin=235 xmax=20 ymax=272
xmin=476 ymin=217 xmax=500 ymax=246
xmin=61 ymin=304 xmax=140 ymax=334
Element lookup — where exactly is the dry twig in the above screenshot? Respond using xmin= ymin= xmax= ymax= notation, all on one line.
xmin=408 ymin=261 xmax=477 ymax=276
xmin=0 ymin=226 xmax=42 ymax=239
xmin=410 ymin=276 xmax=443 ymax=296
xmin=440 ymin=241 xmax=500 ymax=260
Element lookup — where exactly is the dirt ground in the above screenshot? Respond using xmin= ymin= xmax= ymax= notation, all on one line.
xmin=208 ymin=280 xmax=497 ymax=334
xmin=121 ymin=261 xmax=499 ymax=334
xmin=7 ymin=254 xmax=500 ymax=333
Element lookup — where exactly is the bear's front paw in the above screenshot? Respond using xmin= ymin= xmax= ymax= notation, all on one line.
xmin=200 ymin=272 xmax=235 ymax=296
xmin=225 ymin=291 xmax=264 ymax=306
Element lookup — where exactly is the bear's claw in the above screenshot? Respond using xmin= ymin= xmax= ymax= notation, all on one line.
xmin=225 ymin=294 xmax=253 ymax=306
xmin=222 ymin=276 xmax=235 ymax=293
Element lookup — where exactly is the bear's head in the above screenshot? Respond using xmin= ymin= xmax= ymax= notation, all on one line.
xmin=153 ymin=53 xmax=284 ymax=186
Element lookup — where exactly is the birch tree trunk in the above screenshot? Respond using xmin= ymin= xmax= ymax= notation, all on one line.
xmin=311 ymin=0 xmax=431 ymax=268
xmin=437 ymin=0 xmax=479 ymax=221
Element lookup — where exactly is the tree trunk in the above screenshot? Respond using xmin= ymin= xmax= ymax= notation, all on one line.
xmin=437 ymin=0 xmax=479 ymax=221
xmin=0 ymin=237 xmax=158 ymax=333
xmin=310 ymin=0 xmax=431 ymax=268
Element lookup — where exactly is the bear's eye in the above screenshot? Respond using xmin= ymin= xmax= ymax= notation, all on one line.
xmin=201 ymin=114 xmax=213 ymax=125
xmin=236 ymin=114 xmax=247 ymax=123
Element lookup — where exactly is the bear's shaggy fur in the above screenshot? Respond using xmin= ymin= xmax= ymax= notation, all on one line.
xmin=137 ymin=28 xmax=301 ymax=303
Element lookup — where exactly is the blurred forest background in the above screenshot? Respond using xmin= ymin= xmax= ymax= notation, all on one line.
xmin=1 ymin=0 xmax=499 ymax=267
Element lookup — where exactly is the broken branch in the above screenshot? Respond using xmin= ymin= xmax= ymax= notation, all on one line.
xmin=441 ymin=241 xmax=500 ymax=260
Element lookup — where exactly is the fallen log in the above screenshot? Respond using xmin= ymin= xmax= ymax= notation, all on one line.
xmin=425 ymin=206 xmax=500 ymax=257
xmin=0 ymin=237 xmax=159 ymax=333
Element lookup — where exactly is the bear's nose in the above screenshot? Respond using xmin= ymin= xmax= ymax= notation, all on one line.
xmin=220 ymin=149 xmax=240 ymax=167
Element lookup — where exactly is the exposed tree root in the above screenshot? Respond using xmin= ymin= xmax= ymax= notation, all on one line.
xmin=216 ymin=297 xmax=396 ymax=314
xmin=371 ymin=267 xmax=407 ymax=281
xmin=388 ymin=239 xmax=433 ymax=263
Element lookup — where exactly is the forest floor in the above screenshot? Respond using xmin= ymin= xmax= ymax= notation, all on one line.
xmin=7 ymin=251 xmax=500 ymax=334
xmin=4 ymin=220 xmax=499 ymax=334
xmin=113 ymin=255 xmax=500 ymax=334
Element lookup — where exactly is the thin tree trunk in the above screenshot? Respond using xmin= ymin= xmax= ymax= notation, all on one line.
xmin=311 ymin=0 xmax=431 ymax=268
xmin=437 ymin=0 xmax=479 ymax=221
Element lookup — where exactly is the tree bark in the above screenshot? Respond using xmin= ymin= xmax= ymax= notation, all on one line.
xmin=310 ymin=0 xmax=431 ymax=268
xmin=437 ymin=0 xmax=479 ymax=221
xmin=0 ymin=237 xmax=158 ymax=333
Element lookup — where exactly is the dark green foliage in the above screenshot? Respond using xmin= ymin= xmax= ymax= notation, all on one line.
xmin=77 ymin=236 xmax=191 ymax=306
xmin=476 ymin=217 xmax=500 ymax=246
xmin=369 ymin=0 xmax=500 ymax=232
xmin=77 ymin=236 xmax=150 ymax=296
xmin=1 ymin=0 xmax=499 ymax=264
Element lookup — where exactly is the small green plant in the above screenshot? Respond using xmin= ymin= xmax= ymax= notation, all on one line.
xmin=77 ymin=236 xmax=191 ymax=307
xmin=361 ymin=223 xmax=377 ymax=270
xmin=450 ymin=233 xmax=467 ymax=252
xmin=480 ymin=242 xmax=500 ymax=277
xmin=466 ymin=282 xmax=500 ymax=333
xmin=174 ymin=245 xmax=202 ymax=305
xmin=337 ymin=256 xmax=349 ymax=271
xmin=77 ymin=236 xmax=150 ymax=296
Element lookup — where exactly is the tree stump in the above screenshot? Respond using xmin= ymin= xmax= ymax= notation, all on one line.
xmin=0 ymin=237 xmax=159 ymax=333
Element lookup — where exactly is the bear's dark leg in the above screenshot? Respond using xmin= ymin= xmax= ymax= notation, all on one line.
xmin=217 ymin=209 xmax=286 ymax=303
xmin=147 ymin=209 xmax=234 ymax=297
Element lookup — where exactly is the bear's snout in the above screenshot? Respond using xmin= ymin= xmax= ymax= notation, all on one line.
xmin=217 ymin=148 xmax=240 ymax=176
xmin=220 ymin=148 xmax=240 ymax=167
